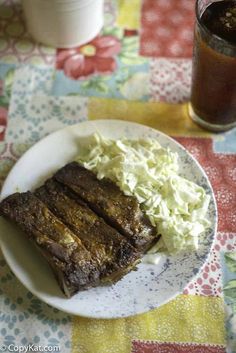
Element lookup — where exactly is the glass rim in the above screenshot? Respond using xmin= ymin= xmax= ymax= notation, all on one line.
xmin=195 ymin=0 xmax=236 ymax=49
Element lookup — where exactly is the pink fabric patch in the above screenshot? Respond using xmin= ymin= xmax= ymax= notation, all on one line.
xmin=140 ymin=0 xmax=195 ymax=58
xmin=149 ymin=58 xmax=192 ymax=103
xmin=183 ymin=232 xmax=236 ymax=297
xmin=0 ymin=107 xmax=8 ymax=141
xmin=132 ymin=341 xmax=226 ymax=353
xmin=174 ymin=137 xmax=236 ymax=297
xmin=175 ymin=137 xmax=236 ymax=233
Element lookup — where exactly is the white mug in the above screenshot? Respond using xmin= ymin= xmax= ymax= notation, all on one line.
xmin=22 ymin=0 xmax=104 ymax=48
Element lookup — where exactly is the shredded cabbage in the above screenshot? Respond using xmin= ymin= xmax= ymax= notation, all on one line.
xmin=76 ymin=133 xmax=211 ymax=254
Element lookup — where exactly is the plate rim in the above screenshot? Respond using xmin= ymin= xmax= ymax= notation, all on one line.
xmin=0 ymin=119 xmax=218 ymax=318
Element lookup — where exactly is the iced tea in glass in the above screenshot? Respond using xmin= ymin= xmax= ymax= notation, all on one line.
xmin=189 ymin=0 xmax=236 ymax=132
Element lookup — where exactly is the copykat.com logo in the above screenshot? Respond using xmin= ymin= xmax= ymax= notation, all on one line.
xmin=0 ymin=344 xmax=60 ymax=352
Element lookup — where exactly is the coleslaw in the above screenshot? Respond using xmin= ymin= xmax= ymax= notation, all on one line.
xmin=76 ymin=133 xmax=211 ymax=255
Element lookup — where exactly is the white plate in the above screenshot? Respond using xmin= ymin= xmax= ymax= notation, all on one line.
xmin=0 ymin=120 xmax=217 ymax=318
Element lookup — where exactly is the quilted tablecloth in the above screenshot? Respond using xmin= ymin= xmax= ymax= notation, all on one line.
xmin=0 ymin=1 xmax=236 ymax=353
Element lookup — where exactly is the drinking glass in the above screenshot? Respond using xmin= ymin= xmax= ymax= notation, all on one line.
xmin=189 ymin=0 xmax=236 ymax=132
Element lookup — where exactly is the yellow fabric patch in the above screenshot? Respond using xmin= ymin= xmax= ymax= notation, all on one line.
xmin=88 ymin=97 xmax=217 ymax=138
xmin=117 ymin=0 xmax=142 ymax=30
xmin=72 ymin=295 xmax=225 ymax=353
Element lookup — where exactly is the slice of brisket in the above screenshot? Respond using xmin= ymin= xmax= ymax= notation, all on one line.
xmin=54 ymin=162 xmax=158 ymax=251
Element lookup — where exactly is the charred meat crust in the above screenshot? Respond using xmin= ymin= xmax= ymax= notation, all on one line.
xmin=54 ymin=162 xmax=157 ymax=251
xmin=0 ymin=192 xmax=102 ymax=296
xmin=35 ymin=179 xmax=139 ymax=278
xmin=0 ymin=162 xmax=159 ymax=298
xmin=0 ymin=191 xmax=140 ymax=297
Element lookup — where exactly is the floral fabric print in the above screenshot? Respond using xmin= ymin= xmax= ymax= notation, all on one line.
xmin=56 ymin=36 xmax=121 ymax=80
xmin=0 ymin=106 xmax=7 ymax=140
xmin=0 ymin=1 xmax=55 ymax=66
xmin=0 ymin=1 xmax=236 ymax=352
xmin=0 ymin=67 xmax=15 ymax=140
xmin=222 ymin=251 xmax=236 ymax=353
